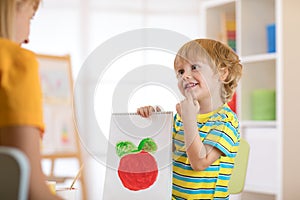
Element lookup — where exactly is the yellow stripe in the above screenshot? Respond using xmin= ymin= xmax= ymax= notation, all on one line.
xmin=214 ymin=191 xmax=229 ymax=198
xmin=232 ymin=145 xmax=239 ymax=152
xmin=172 ymin=190 xmax=213 ymax=199
xmin=173 ymin=178 xmax=216 ymax=189
xmin=219 ymin=167 xmax=233 ymax=175
xmin=200 ymin=125 xmax=211 ymax=133
xmin=174 ymin=158 xmax=190 ymax=165
xmin=173 ymin=166 xmax=219 ymax=178
xmin=174 ymin=155 xmax=222 ymax=167
xmin=216 ymin=179 xmax=229 ymax=186
xmin=221 ymin=156 xmax=235 ymax=163
xmin=174 ymin=134 xmax=185 ymax=142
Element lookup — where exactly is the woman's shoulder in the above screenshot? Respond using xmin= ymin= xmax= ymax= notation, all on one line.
xmin=0 ymin=38 xmax=40 ymax=92
xmin=0 ymin=38 xmax=36 ymax=65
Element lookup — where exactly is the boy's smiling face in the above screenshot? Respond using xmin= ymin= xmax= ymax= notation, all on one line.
xmin=174 ymin=39 xmax=239 ymax=112
xmin=175 ymin=58 xmax=222 ymax=107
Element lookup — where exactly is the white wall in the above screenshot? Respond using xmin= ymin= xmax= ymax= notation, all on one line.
xmin=26 ymin=0 xmax=202 ymax=78
xmin=24 ymin=0 xmax=204 ymax=199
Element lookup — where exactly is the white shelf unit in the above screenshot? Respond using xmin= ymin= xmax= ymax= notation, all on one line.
xmin=201 ymin=0 xmax=280 ymax=199
xmin=240 ymin=58 xmax=276 ymax=121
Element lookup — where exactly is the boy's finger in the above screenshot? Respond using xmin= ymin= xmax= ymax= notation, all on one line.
xmin=137 ymin=108 xmax=142 ymax=115
xmin=176 ymin=103 xmax=182 ymax=116
xmin=184 ymin=89 xmax=193 ymax=101
xmin=190 ymin=90 xmax=197 ymax=101
xmin=137 ymin=107 xmax=147 ymax=118
xmin=138 ymin=106 xmax=154 ymax=118
xmin=145 ymin=108 xmax=150 ymax=117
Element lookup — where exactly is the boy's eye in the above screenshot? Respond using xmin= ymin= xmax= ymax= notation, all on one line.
xmin=177 ymin=69 xmax=184 ymax=75
xmin=191 ymin=64 xmax=200 ymax=70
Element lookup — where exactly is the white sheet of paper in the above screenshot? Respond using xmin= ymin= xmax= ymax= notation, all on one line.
xmin=103 ymin=112 xmax=173 ymax=200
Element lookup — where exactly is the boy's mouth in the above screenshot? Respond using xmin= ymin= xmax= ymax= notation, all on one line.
xmin=184 ymin=82 xmax=199 ymax=89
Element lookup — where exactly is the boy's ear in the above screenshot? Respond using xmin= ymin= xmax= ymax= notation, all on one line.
xmin=219 ymin=68 xmax=229 ymax=81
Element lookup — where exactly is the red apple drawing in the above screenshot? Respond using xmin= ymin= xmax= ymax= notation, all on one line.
xmin=116 ymin=138 xmax=158 ymax=191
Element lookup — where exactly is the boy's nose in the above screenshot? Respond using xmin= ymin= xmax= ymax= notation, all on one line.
xmin=182 ymin=72 xmax=191 ymax=80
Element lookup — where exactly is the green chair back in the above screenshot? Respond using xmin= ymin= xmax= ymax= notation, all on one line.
xmin=228 ymin=138 xmax=250 ymax=194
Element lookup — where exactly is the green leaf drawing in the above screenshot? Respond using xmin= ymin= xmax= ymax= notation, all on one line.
xmin=116 ymin=141 xmax=138 ymax=157
xmin=116 ymin=138 xmax=157 ymax=157
xmin=138 ymin=138 xmax=157 ymax=153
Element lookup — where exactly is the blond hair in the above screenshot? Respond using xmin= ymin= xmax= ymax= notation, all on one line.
xmin=0 ymin=0 xmax=40 ymax=40
xmin=174 ymin=39 xmax=242 ymax=103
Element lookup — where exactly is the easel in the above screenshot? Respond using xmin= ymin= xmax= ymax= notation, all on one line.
xmin=37 ymin=54 xmax=87 ymax=200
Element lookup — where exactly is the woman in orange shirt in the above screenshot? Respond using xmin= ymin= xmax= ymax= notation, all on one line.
xmin=0 ymin=0 xmax=61 ymax=199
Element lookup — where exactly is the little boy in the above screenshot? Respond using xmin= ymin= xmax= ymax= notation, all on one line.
xmin=138 ymin=38 xmax=242 ymax=199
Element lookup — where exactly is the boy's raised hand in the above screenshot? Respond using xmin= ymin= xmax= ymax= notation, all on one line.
xmin=179 ymin=90 xmax=200 ymax=121
xmin=137 ymin=105 xmax=161 ymax=118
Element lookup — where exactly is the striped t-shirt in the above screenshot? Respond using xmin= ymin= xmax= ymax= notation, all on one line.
xmin=172 ymin=104 xmax=240 ymax=200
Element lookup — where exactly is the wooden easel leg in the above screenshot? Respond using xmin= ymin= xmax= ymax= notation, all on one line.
xmin=50 ymin=158 xmax=55 ymax=178
xmin=79 ymin=166 xmax=87 ymax=200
